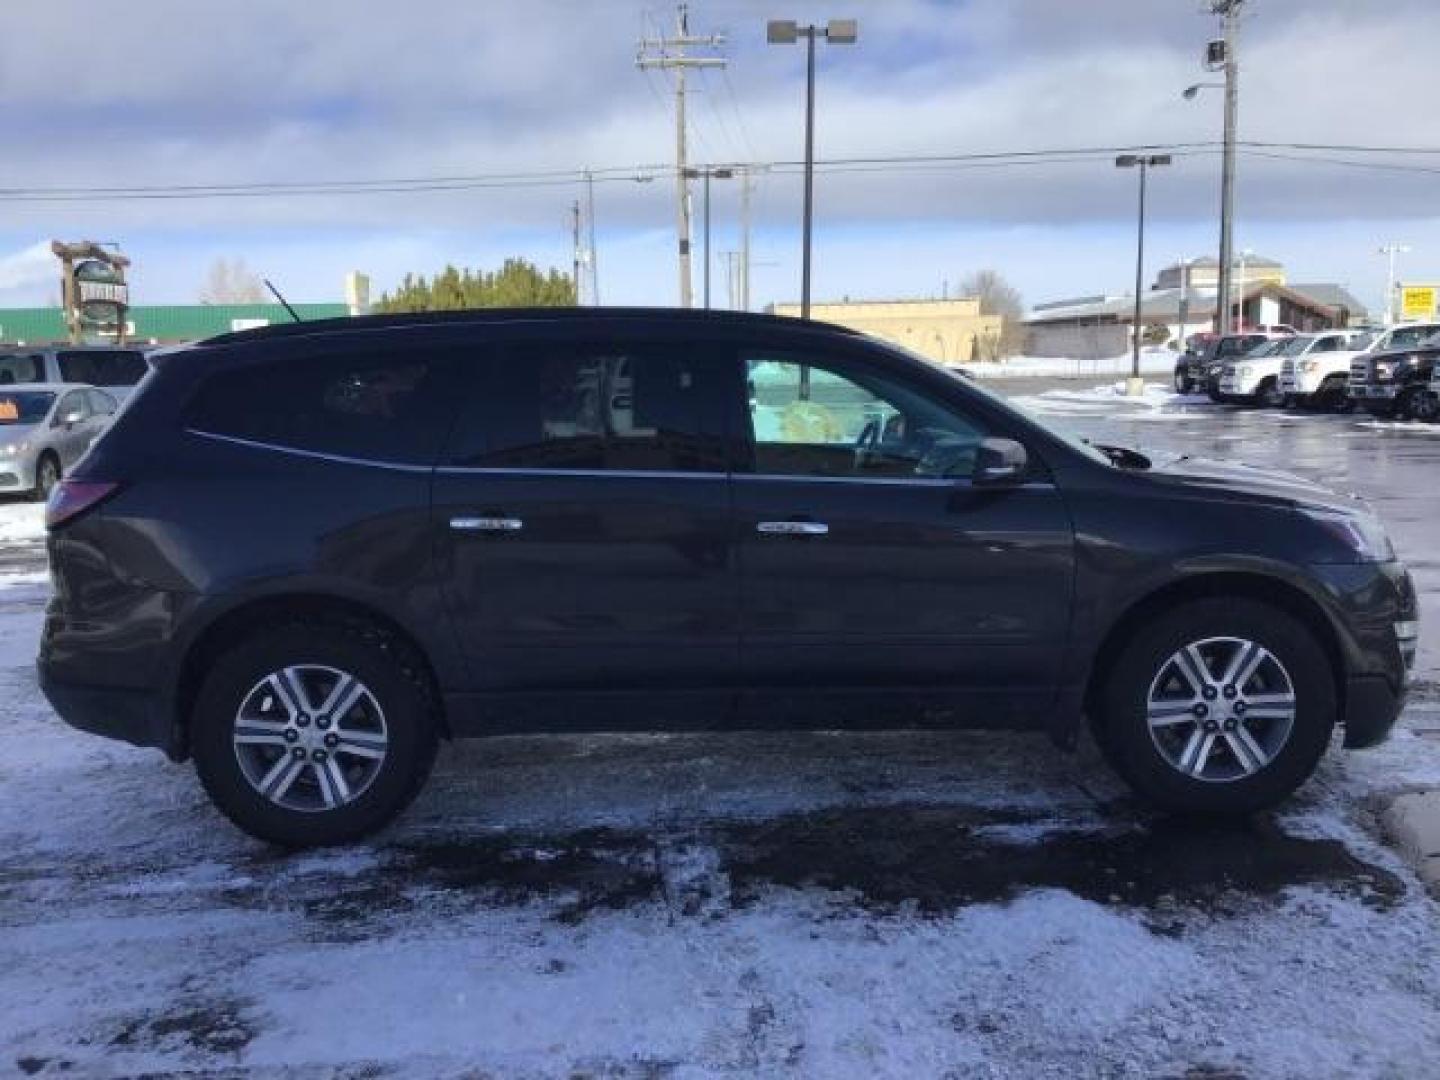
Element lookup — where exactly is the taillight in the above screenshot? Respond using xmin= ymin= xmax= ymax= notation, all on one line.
xmin=45 ymin=480 xmax=120 ymax=528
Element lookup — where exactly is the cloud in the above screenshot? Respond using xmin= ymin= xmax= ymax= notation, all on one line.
xmin=0 ymin=242 xmax=56 ymax=295
xmin=0 ymin=1 xmax=1436 ymax=307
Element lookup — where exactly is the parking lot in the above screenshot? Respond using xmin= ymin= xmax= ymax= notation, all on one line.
xmin=4 ymin=382 xmax=1440 ymax=1079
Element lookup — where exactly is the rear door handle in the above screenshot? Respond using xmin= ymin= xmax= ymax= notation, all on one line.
xmin=450 ymin=516 xmax=524 ymax=533
xmin=756 ymin=520 xmax=829 ymax=537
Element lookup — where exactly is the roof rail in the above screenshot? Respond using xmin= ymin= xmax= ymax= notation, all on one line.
xmin=199 ymin=306 xmax=857 ymax=346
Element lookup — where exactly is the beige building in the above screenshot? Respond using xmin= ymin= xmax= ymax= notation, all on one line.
xmin=769 ymin=298 xmax=1002 ymax=367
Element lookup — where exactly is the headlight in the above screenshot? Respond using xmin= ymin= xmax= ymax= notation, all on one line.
xmin=1299 ymin=360 xmax=1320 ymax=373
xmin=1300 ymin=507 xmax=1395 ymax=563
xmin=1 ymin=442 xmax=27 ymax=455
xmin=1375 ymin=362 xmax=1396 ymax=381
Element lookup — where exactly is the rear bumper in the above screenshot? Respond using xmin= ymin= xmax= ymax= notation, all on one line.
xmin=38 ymin=668 xmax=181 ymax=759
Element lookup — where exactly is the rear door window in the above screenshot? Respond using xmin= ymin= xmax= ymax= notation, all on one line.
xmin=87 ymin=390 xmax=118 ymax=416
xmin=0 ymin=353 xmax=44 ymax=385
xmin=446 ymin=341 xmax=730 ymax=473
xmin=185 ymin=349 xmax=460 ymax=465
xmin=57 ymin=350 xmax=148 ymax=387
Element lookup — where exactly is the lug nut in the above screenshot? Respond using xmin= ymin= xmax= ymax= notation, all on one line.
xmin=1204 ymin=720 xmax=1219 ymax=733
xmin=312 ymin=749 xmax=327 ymax=762
xmin=1193 ymin=703 xmax=1209 ymax=718
xmin=324 ymin=733 xmax=338 ymax=749
xmin=296 ymin=714 xmax=310 ymax=727
xmin=316 ymin=716 xmax=330 ymax=730
xmin=284 ymin=729 xmax=299 ymax=743
xmin=1223 ymin=685 xmax=1238 ymax=699
xmin=1203 ymin=687 xmax=1218 ymax=701
xmin=1234 ymin=701 xmax=1247 ymax=715
xmin=292 ymin=747 xmax=306 ymax=760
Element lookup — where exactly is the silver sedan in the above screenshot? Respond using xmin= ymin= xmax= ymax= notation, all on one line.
xmin=0 ymin=384 xmax=118 ymax=499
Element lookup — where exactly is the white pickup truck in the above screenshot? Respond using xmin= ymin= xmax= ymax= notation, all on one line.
xmin=1218 ymin=329 xmax=1369 ymax=408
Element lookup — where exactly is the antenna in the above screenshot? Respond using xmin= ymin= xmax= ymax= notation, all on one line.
xmin=263 ymin=278 xmax=302 ymax=322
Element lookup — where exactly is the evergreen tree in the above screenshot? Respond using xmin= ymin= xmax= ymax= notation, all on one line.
xmin=376 ymin=258 xmax=577 ymax=312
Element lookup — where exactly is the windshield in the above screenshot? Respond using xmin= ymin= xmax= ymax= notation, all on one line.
xmin=1278 ymin=335 xmax=1317 ymax=356
xmin=0 ymin=391 xmax=55 ymax=425
xmin=1384 ymin=325 xmax=1440 ymax=351
xmin=1245 ymin=339 xmax=1285 ymax=358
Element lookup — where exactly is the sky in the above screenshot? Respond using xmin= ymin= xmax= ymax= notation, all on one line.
xmin=1 ymin=0 xmax=1437 ymax=316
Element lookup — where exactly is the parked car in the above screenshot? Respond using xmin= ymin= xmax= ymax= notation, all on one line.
xmin=0 ymin=383 xmax=118 ymax=499
xmin=1277 ymin=329 xmax=1378 ymax=410
xmin=1175 ymin=332 xmax=1271 ymax=394
xmin=0 ymin=345 xmax=151 ymax=402
xmin=1347 ymin=323 xmax=1440 ymax=420
xmin=40 ymin=309 xmax=1417 ymax=846
xmin=1218 ymin=330 xmax=1368 ymax=407
xmin=1203 ymin=336 xmax=1287 ymax=401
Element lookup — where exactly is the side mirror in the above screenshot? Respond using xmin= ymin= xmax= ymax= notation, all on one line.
xmin=972 ymin=437 xmax=1028 ymax=486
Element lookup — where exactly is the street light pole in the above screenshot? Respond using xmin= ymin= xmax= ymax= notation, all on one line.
xmin=767 ymin=17 xmax=857 ymax=320
xmin=1117 ymin=154 xmax=1172 ymax=395
xmin=1379 ymin=242 xmax=1410 ymax=326
xmin=1214 ymin=1 xmax=1242 ymax=334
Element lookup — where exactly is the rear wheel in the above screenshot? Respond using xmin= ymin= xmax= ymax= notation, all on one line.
xmin=1256 ymin=378 xmax=1284 ymax=408
xmin=1097 ymin=599 xmax=1335 ymax=814
xmin=31 ymin=453 xmax=60 ymax=502
xmin=191 ymin=621 xmax=439 ymax=846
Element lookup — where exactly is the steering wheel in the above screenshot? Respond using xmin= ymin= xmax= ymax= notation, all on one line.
xmin=854 ymin=418 xmax=881 ymax=471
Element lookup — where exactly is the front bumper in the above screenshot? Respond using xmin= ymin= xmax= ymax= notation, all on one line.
xmin=1349 ymin=384 xmax=1400 ymax=400
xmin=0 ymin=453 xmax=37 ymax=492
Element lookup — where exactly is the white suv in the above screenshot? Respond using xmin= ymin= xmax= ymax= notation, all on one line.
xmin=1276 ymin=329 xmax=1379 ymax=409
xmin=1221 ymin=330 xmax=1365 ymax=407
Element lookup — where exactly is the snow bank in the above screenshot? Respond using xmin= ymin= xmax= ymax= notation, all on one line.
xmin=0 ymin=501 xmax=45 ymax=543
xmin=967 ymin=351 xmax=1178 ymax=380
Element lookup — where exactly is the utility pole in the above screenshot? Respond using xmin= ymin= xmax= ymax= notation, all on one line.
xmin=571 ymin=200 xmax=583 ymax=304
xmin=637 ymin=4 xmax=726 ymax=309
xmin=739 ymin=168 xmax=753 ymax=311
xmin=1211 ymin=0 xmax=1243 ymax=335
xmin=585 ymin=170 xmax=601 ymax=305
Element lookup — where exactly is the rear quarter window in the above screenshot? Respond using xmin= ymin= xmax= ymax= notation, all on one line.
xmin=57 ymin=350 xmax=148 ymax=387
xmin=183 ymin=349 xmax=459 ymax=465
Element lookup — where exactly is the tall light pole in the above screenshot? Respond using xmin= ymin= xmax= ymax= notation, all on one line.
xmin=1117 ymin=154 xmax=1172 ymax=396
xmin=1378 ymin=242 xmax=1411 ymax=326
xmin=767 ymin=17 xmax=857 ymax=320
xmin=1235 ymin=246 xmax=1255 ymax=329
xmin=684 ymin=166 xmax=734 ymax=309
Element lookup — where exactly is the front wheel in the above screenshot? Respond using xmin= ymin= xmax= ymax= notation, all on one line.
xmin=1256 ymin=378 xmax=1284 ymax=408
xmin=191 ymin=621 xmax=439 ymax=846
xmin=31 ymin=453 xmax=60 ymax=502
xmin=1096 ymin=599 xmax=1335 ymax=815
xmin=1174 ymin=368 xmax=1193 ymax=394
xmin=1399 ymin=387 xmax=1440 ymax=423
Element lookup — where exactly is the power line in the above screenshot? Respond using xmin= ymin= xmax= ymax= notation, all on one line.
xmin=3 ymin=140 xmax=1439 ymax=204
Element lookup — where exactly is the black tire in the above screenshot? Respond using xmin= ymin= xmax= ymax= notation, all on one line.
xmin=32 ymin=453 xmax=60 ymax=502
xmin=1096 ymin=598 xmax=1336 ymax=815
xmin=1174 ymin=368 xmax=1192 ymax=394
xmin=1400 ymin=387 xmax=1439 ymax=423
xmin=1256 ymin=378 xmax=1284 ymax=409
xmin=191 ymin=620 xmax=439 ymax=846
xmin=1360 ymin=400 xmax=1396 ymax=420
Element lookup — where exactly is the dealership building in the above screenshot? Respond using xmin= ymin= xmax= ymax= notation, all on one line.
xmin=1024 ymin=256 xmax=1368 ymax=359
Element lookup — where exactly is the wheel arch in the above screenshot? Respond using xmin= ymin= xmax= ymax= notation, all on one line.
xmin=172 ymin=592 xmax=448 ymax=759
xmin=1081 ymin=571 xmax=1346 ymax=736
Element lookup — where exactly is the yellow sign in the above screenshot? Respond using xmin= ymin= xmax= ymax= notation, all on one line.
xmin=1400 ymin=285 xmax=1438 ymax=321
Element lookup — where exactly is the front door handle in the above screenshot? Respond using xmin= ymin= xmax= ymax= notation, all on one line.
xmin=450 ymin=516 xmax=524 ymax=533
xmin=756 ymin=520 xmax=829 ymax=537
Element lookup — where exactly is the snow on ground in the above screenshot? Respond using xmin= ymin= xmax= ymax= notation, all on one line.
xmin=968 ymin=350 xmax=1178 ymax=380
xmin=3 ymin=420 xmax=1440 ymax=1077
xmin=1011 ymin=381 xmax=1216 ymax=421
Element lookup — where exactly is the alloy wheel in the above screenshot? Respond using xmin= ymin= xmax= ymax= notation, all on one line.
xmin=1145 ymin=637 xmax=1296 ymax=783
xmin=232 ymin=664 xmax=389 ymax=812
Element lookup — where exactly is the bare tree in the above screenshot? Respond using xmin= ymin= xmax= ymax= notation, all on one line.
xmin=959 ymin=269 xmax=1027 ymax=358
xmin=199 ymin=258 xmax=267 ymax=305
